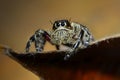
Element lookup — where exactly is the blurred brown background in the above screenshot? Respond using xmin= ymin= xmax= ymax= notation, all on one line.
xmin=0 ymin=0 xmax=120 ymax=80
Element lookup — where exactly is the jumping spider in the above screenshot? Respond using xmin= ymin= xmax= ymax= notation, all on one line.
xmin=25 ymin=19 xmax=94 ymax=60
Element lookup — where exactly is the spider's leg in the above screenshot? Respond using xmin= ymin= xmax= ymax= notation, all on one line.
xmin=73 ymin=29 xmax=84 ymax=50
xmin=35 ymin=41 xmax=45 ymax=53
xmin=34 ymin=30 xmax=51 ymax=53
xmin=64 ymin=29 xmax=84 ymax=60
xmin=26 ymin=35 xmax=35 ymax=52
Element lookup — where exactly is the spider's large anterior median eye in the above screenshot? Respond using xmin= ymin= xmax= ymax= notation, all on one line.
xmin=61 ymin=22 xmax=66 ymax=26
xmin=55 ymin=23 xmax=60 ymax=27
xmin=55 ymin=23 xmax=60 ymax=28
xmin=53 ymin=22 xmax=60 ymax=30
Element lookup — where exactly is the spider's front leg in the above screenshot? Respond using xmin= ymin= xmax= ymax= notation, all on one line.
xmin=26 ymin=35 xmax=35 ymax=52
xmin=25 ymin=29 xmax=51 ymax=53
xmin=64 ymin=31 xmax=83 ymax=60
xmin=64 ymin=26 xmax=94 ymax=60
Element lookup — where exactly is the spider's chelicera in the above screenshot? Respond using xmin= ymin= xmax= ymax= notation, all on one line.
xmin=25 ymin=19 xmax=94 ymax=60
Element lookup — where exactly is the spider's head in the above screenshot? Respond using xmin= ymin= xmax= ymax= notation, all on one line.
xmin=51 ymin=20 xmax=74 ymax=45
xmin=52 ymin=20 xmax=72 ymax=30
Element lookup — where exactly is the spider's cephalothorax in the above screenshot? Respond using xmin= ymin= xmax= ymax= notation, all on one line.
xmin=25 ymin=19 xmax=94 ymax=60
xmin=51 ymin=20 xmax=75 ymax=45
xmin=52 ymin=20 xmax=71 ymax=30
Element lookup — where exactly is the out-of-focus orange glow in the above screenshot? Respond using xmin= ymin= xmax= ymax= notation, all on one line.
xmin=0 ymin=0 xmax=120 ymax=80
xmin=75 ymin=71 xmax=118 ymax=80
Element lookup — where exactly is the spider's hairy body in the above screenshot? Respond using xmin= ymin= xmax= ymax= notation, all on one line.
xmin=25 ymin=19 xmax=94 ymax=60
xmin=50 ymin=27 xmax=74 ymax=45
